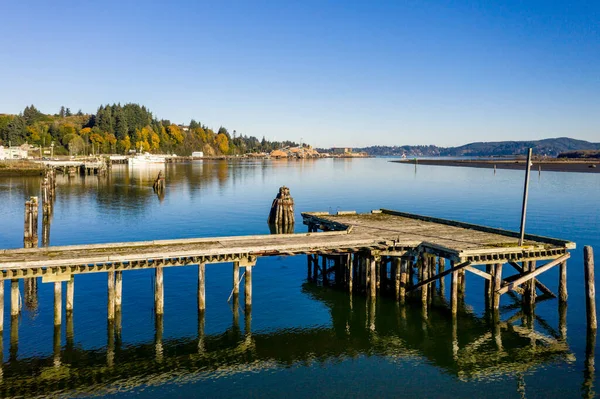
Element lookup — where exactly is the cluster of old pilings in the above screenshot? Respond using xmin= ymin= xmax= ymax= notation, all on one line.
xmin=267 ymin=186 xmax=295 ymax=227
xmin=306 ymin=251 xmax=570 ymax=316
xmin=23 ymin=197 xmax=38 ymax=249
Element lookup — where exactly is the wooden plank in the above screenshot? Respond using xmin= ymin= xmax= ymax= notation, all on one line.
xmin=408 ymin=261 xmax=471 ymax=292
xmin=380 ymin=209 xmax=575 ymax=249
xmin=497 ymin=254 xmax=570 ymax=295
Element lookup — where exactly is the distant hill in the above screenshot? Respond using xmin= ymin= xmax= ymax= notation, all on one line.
xmin=358 ymin=138 xmax=600 ymax=157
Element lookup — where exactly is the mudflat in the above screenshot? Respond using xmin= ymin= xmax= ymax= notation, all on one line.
xmin=392 ymin=158 xmax=600 ymax=173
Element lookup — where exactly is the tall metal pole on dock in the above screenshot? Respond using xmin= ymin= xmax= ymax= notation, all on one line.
xmin=519 ymin=148 xmax=533 ymax=246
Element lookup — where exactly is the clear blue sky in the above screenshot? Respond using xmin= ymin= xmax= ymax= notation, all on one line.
xmin=1 ymin=0 xmax=598 ymax=147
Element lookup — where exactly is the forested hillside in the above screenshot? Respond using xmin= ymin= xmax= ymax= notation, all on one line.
xmin=0 ymin=104 xmax=297 ymax=156
xmin=359 ymin=138 xmax=600 ymax=157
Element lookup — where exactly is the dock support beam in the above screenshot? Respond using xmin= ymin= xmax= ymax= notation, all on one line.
xmin=10 ymin=280 xmax=19 ymax=317
xmin=54 ymin=282 xmax=62 ymax=326
xmin=155 ymin=267 xmax=164 ymax=315
xmin=198 ymin=264 xmax=206 ymax=311
xmin=66 ymin=276 xmax=74 ymax=313
xmin=107 ymin=271 xmax=115 ymax=320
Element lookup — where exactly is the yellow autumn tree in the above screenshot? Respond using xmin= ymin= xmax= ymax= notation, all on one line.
xmin=150 ymin=132 xmax=160 ymax=151
xmin=216 ymin=133 xmax=230 ymax=154
xmin=117 ymin=135 xmax=131 ymax=154
xmin=167 ymin=124 xmax=183 ymax=145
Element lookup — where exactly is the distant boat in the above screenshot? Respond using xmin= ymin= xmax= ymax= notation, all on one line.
xmin=128 ymin=152 xmax=167 ymax=166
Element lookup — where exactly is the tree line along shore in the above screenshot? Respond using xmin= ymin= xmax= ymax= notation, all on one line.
xmin=0 ymin=104 xmax=301 ymax=158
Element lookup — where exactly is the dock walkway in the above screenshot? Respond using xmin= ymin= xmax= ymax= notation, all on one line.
xmin=0 ymin=208 xmax=575 ymax=332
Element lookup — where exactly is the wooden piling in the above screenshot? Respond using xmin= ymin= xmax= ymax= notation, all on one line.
xmin=584 ymin=246 xmax=596 ymax=330
xmin=400 ymin=257 xmax=408 ymax=304
xmin=393 ymin=257 xmax=401 ymax=300
xmin=155 ymin=267 xmax=164 ymax=315
xmin=493 ymin=263 xmax=503 ymax=310
xmin=10 ymin=280 xmax=19 ymax=316
xmin=348 ymin=254 xmax=354 ymax=294
xmin=54 ymin=282 xmax=62 ymax=326
xmin=23 ymin=197 xmax=39 ymax=248
xmin=66 ymin=276 xmax=74 ymax=313
xmin=369 ymin=257 xmax=377 ymax=298
xmin=115 ymin=271 xmax=122 ymax=311
xmin=438 ymin=258 xmax=445 ymax=293
xmin=233 ymin=261 xmax=240 ymax=295
xmin=559 ymin=259 xmax=568 ymax=302
xmin=107 ymin=271 xmax=115 ymax=320
xmin=528 ymin=261 xmax=536 ymax=307
xmin=421 ymin=255 xmax=429 ymax=306
xmin=267 ymin=186 xmax=295 ymax=226
xmin=584 ymin=327 xmax=597 ymax=399
xmin=198 ymin=264 xmax=206 ymax=311
xmin=451 ymin=261 xmax=458 ymax=315
xmin=245 ymin=265 xmax=253 ymax=309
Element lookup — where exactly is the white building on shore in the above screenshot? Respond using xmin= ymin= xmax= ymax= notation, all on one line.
xmin=0 ymin=145 xmax=31 ymax=160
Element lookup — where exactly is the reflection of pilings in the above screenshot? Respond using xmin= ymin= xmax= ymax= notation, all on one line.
xmin=155 ymin=314 xmax=164 ymax=363
xmin=232 ymin=294 xmax=240 ymax=333
xmin=53 ymin=325 xmax=61 ymax=368
xmin=24 ymin=278 xmax=38 ymax=312
xmin=198 ymin=310 xmax=205 ymax=353
xmin=107 ymin=319 xmax=115 ymax=368
xmin=66 ymin=311 xmax=74 ymax=350
xmin=244 ymin=304 xmax=252 ymax=337
xmin=558 ymin=302 xmax=567 ymax=341
xmin=583 ymin=328 xmax=597 ymax=399
xmin=10 ymin=316 xmax=18 ymax=361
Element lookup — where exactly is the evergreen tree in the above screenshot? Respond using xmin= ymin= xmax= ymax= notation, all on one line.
xmin=65 ymin=107 xmax=72 ymax=117
xmin=59 ymin=106 xmax=66 ymax=118
xmin=114 ymin=109 xmax=128 ymax=140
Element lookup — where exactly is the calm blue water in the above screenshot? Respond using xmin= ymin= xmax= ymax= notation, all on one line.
xmin=0 ymin=158 xmax=598 ymax=398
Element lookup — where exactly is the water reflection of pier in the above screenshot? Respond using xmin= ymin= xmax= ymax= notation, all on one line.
xmin=0 ymin=288 xmax=574 ymax=398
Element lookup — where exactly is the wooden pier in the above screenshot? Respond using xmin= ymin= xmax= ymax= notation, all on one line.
xmin=0 ymin=208 xmax=575 ymax=340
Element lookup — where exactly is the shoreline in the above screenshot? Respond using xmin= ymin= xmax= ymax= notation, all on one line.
xmin=391 ymin=158 xmax=600 ymax=173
